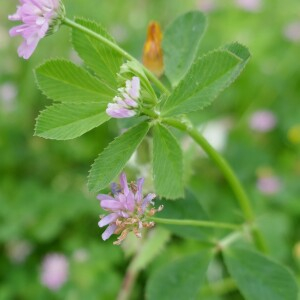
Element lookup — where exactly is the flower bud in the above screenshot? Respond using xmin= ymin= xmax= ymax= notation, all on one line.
xmin=106 ymin=76 xmax=141 ymax=118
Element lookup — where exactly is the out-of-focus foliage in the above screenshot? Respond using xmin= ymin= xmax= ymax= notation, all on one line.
xmin=1 ymin=0 xmax=299 ymax=299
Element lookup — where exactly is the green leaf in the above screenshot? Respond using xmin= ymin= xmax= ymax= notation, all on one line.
xmin=223 ymin=42 xmax=251 ymax=78
xmin=146 ymin=250 xmax=212 ymax=300
xmin=130 ymin=227 xmax=170 ymax=272
xmin=35 ymin=103 xmax=110 ymax=140
xmin=35 ymin=59 xmax=114 ymax=103
xmin=157 ymin=190 xmax=212 ymax=241
xmin=163 ymin=11 xmax=207 ymax=87
xmin=224 ymin=247 xmax=299 ymax=300
xmin=72 ymin=18 xmax=123 ymax=89
xmin=152 ymin=124 xmax=184 ymax=199
xmin=161 ymin=46 xmax=250 ymax=117
xmin=88 ymin=122 xmax=150 ymax=192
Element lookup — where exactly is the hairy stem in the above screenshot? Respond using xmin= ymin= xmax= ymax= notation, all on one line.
xmin=62 ymin=18 xmax=170 ymax=95
xmin=117 ymin=264 xmax=138 ymax=300
xmin=162 ymin=118 xmax=268 ymax=253
xmin=150 ymin=217 xmax=240 ymax=230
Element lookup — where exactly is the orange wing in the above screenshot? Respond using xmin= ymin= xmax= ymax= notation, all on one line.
xmin=142 ymin=22 xmax=164 ymax=77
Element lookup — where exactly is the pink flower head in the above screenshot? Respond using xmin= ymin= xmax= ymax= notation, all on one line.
xmin=283 ymin=22 xmax=300 ymax=42
xmin=257 ymin=176 xmax=281 ymax=195
xmin=235 ymin=0 xmax=262 ymax=12
xmin=8 ymin=0 xmax=65 ymax=59
xmin=41 ymin=253 xmax=69 ymax=291
xmin=5 ymin=239 xmax=33 ymax=264
xmin=197 ymin=0 xmax=217 ymax=12
xmin=97 ymin=173 xmax=162 ymax=245
xmin=106 ymin=77 xmax=141 ymax=119
xmin=249 ymin=110 xmax=277 ymax=132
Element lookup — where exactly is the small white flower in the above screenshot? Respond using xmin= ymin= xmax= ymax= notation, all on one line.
xmin=106 ymin=77 xmax=141 ymax=119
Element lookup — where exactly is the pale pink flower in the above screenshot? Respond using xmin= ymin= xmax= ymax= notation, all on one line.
xmin=97 ymin=173 xmax=162 ymax=245
xmin=106 ymin=77 xmax=140 ymax=118
xmin=0 ymin=83 xmax=18 ymax=112
xmin=257 ymin=176 xmax=281 ymax=195
xmin=197 ymin=0 xmax=217 ymax=12
xmin=235 ymin=0 xmax=262 ymax=12
xmin=41 ymin=253 xmax=68 ymax=291
xmin=73 ymin=248 xmax=89 ymax=262
xmin=283 ymin=22 xmax=300 ymax=42
xmin=9 ymin=0 xmax=65 ymax=59
xmin=5 ymin=240 xmax=33 ymax=264
xmin=249 ymin=110 xmax=277 ymax=132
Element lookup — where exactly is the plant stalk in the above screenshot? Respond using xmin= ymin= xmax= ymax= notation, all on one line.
xmin=117 ymin=264 xmax=138 ymax=300
xmin=150 ymin=217 xmax=240 ymax=230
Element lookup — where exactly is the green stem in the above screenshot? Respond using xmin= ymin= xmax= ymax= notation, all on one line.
xmin=162 ymin=118 xmax=268 ymax=253
xmin=117 ymin=246 xmax=141 ymax=300
xmin=150 ymin=217 xmax=240 ymax=231
xmin=117 ymin=264 xmax=138 ymax=300
xmin=62 ymin=18 xmax=170 ymax=95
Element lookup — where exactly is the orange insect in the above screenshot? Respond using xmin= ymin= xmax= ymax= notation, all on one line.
xmin=142 ymin=21 xmax=164 ymax=77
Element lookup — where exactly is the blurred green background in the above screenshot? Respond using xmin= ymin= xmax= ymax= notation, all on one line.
xmin=1 ymin=0 xmax=300 ymax=299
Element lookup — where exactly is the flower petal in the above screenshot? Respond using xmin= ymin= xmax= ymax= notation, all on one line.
xmin=129 ymin=77 xmax=140 ymax=100
xmin=100 ymin=200 xmax=124 ymax=210
xmin=102 ymin=224 xmax=117 ymax=241
xmin=124 ymin=97 xmax=138 ymax=107
xmin=126 ymin=191 xmax=135 ymax=211
xmin=135 ymin=178 xmax=144 ymax=203
xmin=116 ymin=193 xmax=127 ymax=205
xmin=106 ymin=104 xmax=136 ymax=118
xmin=98 ymin=213 xmax=119 ymax=227
xmin=97 ymin=194 xmax=115 ymax=201
xmin=141 ymin=193 xmax=156 ymax=211
xmin=110 ymin=182 xmax=120 ymax=195
xmin=119 ymin=173 xmax=129 ymax=195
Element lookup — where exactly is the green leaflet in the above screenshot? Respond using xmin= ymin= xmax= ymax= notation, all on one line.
xmin=146 ymin=250 xmax=213 ymax=300
xmin=88 ymin=121 xmax=150 ymax=192
xmin=152 ymin=124 xmax=184 ymax=199
xmin=161 ymin=45 xmax=250 ymax=117
xmin=35 ymin=59 xmax=115 ymax=103
xmin=35 ymin=103 xmax=110 ymax=140
xmin=224 ymin=247 xmax=299 ymax=300
xmin=163 ymin=11 xmax=207 ymax=87
xmin=72 ymin=18 xmax=123 ymax=89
